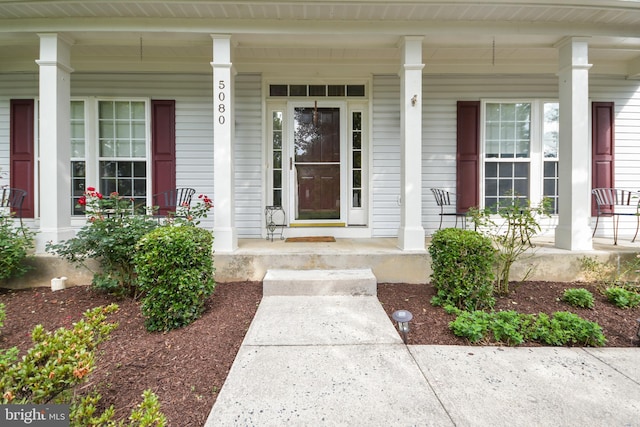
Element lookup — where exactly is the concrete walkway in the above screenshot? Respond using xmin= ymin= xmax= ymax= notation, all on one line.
xmin=206 ymin=271 xmax=640 ymax=427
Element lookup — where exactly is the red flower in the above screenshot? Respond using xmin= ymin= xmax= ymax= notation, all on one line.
xmin=110 ymin=192 xmax=118 ymax=197
xmin=78 ymin=196 xmax=87 ymax=206
xmin=97 ymin=193 xmax=103 ymax=199
xmin=86 ymin=186 xmax=95 ymax=192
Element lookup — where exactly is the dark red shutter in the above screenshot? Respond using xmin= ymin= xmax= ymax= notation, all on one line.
xmin=456 ymin=101 xmax=480 ymax=212
xmin=9 ymin=99 xmax=35 ymax=218
xmin=151 ymin=100 xmax=176 ymax=215
xmin=592 ymin=102 xmax=615 ymax=216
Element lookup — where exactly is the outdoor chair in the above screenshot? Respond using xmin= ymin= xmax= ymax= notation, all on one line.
xmin=152 ymin=187 xmax=196 ymax=217
xmin=591 ymin=187 xmax=640 ymax=245
xmin=1 ymin=187 xmax=26 ymax=225
xmin=430 ymin=188 xmax=467 ymax=229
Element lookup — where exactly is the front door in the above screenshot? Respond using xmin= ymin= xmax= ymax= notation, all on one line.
xmin=292 ymin=106 xmax=343 ymax=221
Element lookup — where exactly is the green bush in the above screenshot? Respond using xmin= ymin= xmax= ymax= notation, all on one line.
xmin=0 ymin=303 xmax=166 ymax=425
xmin=46 ymin=190 xmax=159 ymax=297
xmin=0 ymin=214 xmax=36 ymax=282
xmin=449 ymin=309 xmax=605 ymax=347
xmin=429 ymin=228 xmax=496 ymax=311
xmin=561 ymin=288 xmax=595 ymax=309
xmin=0 ymin=304 xmax=119 ymax=404
xmin=531 ymin=311 xmax=606 ymax=347
xmin=604 ymin=286 xmax=640 ymax=309
xmin=135 ymin=225 xmax=215 ymax=332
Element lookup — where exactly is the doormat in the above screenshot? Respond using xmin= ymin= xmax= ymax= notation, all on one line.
xmin=285 ymin=236 xmax=336 ymax=243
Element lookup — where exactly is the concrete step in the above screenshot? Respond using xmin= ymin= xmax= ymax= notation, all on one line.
xmin=262 ymin=268 xmax=377 ymax=296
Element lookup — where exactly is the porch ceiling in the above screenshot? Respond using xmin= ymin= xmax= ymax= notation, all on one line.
xmin=0 ymin=1 xmax=639 ymax=77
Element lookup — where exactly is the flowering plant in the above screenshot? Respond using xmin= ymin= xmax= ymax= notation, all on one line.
xmin=166 ymin=193 xmax=213 ymax=226
xmin=77 ymin=186 xmax=139 ymax=218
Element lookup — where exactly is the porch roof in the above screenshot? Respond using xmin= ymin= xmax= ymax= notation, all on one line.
xmin=0 ymin=1 xmax=639 ymax=77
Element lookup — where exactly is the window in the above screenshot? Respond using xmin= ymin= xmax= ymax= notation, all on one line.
xmin=70 ymin=100 xmax=86 ymax=215
xmin=483 ymin=100 xmax=559 ymax=212
xmin=98 ymin=100 xmax=148 ymax=211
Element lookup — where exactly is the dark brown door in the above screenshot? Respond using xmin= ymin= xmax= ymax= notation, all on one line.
xmin=293 ymin=107 xmax=341 ymax=220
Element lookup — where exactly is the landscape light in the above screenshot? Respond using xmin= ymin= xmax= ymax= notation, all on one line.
xmin=392 ymin=310 xmax=413 ymax=344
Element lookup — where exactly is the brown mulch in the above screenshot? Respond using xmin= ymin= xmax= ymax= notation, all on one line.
xmin=1 ymin=280 xmax=639 ymax=426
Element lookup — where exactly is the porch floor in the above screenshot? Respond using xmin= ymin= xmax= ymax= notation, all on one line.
xmin=213 ymin=236 xmax=640 ymax=283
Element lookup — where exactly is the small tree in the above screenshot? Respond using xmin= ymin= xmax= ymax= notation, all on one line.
xmin=469 ymin=197 xmax=551 ymax=295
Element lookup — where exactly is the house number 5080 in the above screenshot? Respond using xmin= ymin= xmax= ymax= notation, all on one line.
xmin=218 ymin=80 xmax=227 ymax=125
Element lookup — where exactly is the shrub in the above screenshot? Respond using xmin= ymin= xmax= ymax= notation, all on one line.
xmin=561 ymin=288 xmax=595 ymax=309
xmin=135 ymin=225 xmax=215 ymax=332
xmin=46 ymin=188 xmax=159 ymax=297
xmin=0 ymin=213 xmax=36 ymax=282
xmin=449 ymin=309 xmax=605 ymax=347
xmin=0 ymin=304 xmax=119 ymax=404
xmin=469 ymin=197 xmax=551 ymax=295
xmin=531 ymin=311 xmax=606 ymax=347
xmin=604 ymin=286 xmax=640 ymax=309
xmin=429 ymin=228 xmax=496 ymax=311
xmin=0 ymin=304 xmax=166 ymax=425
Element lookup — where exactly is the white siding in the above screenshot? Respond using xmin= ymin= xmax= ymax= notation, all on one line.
xmin=371 ymin=75 xmax=401 ymax=237
xmin=234 ymin=74 xmax=263 ymax=237
xmin=422 ymin=75 xmax=559 ymax=234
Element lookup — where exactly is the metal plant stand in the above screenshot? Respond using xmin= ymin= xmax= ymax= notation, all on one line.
xmin=265 ymin=206 xmax=286 ymax=241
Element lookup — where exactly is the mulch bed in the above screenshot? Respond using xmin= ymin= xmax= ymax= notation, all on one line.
xmin=1 ymin=280 xmax=638 ymax=426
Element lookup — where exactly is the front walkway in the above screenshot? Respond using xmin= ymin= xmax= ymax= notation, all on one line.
xmin=206 ymin=293 xmax=640 ymax=426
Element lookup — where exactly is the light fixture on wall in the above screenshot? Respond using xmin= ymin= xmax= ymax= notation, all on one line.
xmin=411 ymin=95 xmax=418 ymax=106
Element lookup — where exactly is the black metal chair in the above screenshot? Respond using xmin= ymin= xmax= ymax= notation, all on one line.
xmin=430 ymin=188 xmax=467 ymax=229
xmin=152 ymin=187 xmax=196 ymax=217
xmin=591 ymin=188 xmax=640 ymax=245
xmin=1 ymin=187 xmax=26 ymax=221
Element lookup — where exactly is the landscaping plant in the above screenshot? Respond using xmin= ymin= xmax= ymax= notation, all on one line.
xmin=135 ymin=225 xmax=215 ymax=332
xmin=561 ymin=288 xmax=595 ymax=309
xmin=469 ymin=197 xmax=551 ymax=295
xmin=0 ymin=304 xmax=166 ymax=426
xmin=429 ymin=228 xmax=496 ymax=311
xmin=46 ymin=188 xmax=159 ymax=297
xmin=0 ymin=211 xmax=36 ymax=282
xmin=604 ymin=286 xmax=640 ymax=309
xmin=448 ymin=308 xmax=606 ymax=347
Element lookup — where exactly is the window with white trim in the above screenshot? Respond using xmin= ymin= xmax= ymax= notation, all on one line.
xmin=70 ymin=99 xmax=150 ymax=216
xmin=483 ymin=100 xmax=559 ymax=213
xmin=98 ymin=100 xmax=148 ymax=212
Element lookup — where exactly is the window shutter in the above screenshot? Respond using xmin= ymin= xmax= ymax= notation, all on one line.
xmin=456 ymin=101 xmax=480 ymax=212
xmin=9 ymin=99 xmax=35 ymax=218
xmin=151 ymin=100 xmax=176 ymax=215
xmin=591 ymin=102 xmax=615 ymax=216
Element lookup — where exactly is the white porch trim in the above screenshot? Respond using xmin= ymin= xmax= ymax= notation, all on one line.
xmin=397 ymin=36 xmax=426 ymax=251
xmin=212 ymin=34 xmax=238 ymax=253
xmin=554 ymin=37 xmax=593 ymax=251
xmin=35 ymin=33 xmax=75 ymax=252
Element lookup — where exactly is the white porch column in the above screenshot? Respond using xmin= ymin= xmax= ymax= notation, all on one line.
xmin=35 ymin=33 xmax=74 ymax=252
xmin=554 ymin=37 xmax=593 ymax=251
xmin=211 ymin=35 xmax=237 ymax=252
xmin=398 ymin=36 xmax=426 ymax=251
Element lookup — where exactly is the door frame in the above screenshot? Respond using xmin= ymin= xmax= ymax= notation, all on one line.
xmin=288 ymin=100 xmax=348 ymax=225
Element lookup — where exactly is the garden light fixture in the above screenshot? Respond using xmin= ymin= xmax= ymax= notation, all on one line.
xmin=392 ymin=309 xmax=413 ymax=344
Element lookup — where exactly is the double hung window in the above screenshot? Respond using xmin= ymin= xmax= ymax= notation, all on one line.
xmin=71 ymin=99 xmax=149 ymax=215
xmin=483 ymin=100 xmax=559 ymax=213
